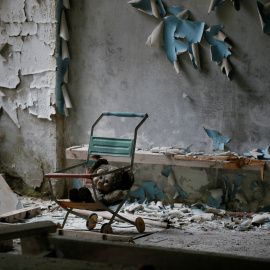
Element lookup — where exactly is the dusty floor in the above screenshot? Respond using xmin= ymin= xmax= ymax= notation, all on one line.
xmin=5 ymin=196 xmax=270 ymax=259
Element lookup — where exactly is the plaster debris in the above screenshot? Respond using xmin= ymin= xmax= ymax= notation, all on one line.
xmin=244 ymin=146 xmax=270 ymax=159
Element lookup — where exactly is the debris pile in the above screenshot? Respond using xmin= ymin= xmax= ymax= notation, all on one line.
xmin=121 ymin=200 xmax=270 ymax=232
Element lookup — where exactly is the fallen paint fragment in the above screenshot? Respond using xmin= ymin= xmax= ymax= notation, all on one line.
xmin=203 ymin=126 xmax=230 ymax=150
xmin=244 ymin=146 xmax=270 ymax=159
xmin=208 ymin=0 xmax=240 ymax=13
xmin=257 ymin=1 xmax=270 ymax=35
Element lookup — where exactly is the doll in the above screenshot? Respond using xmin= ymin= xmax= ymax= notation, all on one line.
xmin=69 ymin=159 xmax=134 ymax=205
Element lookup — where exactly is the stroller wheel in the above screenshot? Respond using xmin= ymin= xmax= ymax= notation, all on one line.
xmin=101 ymin=223 xmax=113 ymax=234
xmin=86 ymin=213 xmax=98 ymax=230
xmin=135 ymin=217 xmax=145 ymax=233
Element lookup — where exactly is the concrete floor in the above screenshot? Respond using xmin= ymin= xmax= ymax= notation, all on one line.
xmin=5 ymin=196 xmax=270 ymax=259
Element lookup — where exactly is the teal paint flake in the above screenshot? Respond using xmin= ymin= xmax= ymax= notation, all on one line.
xmin=204 ymin=25 xmax=231 ymax=64
xmin=130 ymin=186 xmax=146 ymax=203
xmin=142 ymin=182 xmax=166 ymax=200
xmin=210 ymin=0 xmax=240 ymax=12
xmin=163 ymin=16 xmax=204 ymax=69
xmin=129 ymin=0 xmax=166 ymax=18
xmin=203 ymin=127 xmax=230 ymax=150
xmin=176 ymin=186 xmax=188 ymax=199
xmin=167 ymin=7 xmax=189 ymax=19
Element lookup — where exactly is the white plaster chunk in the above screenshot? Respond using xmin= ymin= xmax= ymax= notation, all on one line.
xmin=0 ymin=61 xmax=20 ymax=88
xmin=8 ymin=36 xmax=24 ymax=51
xmin=20 ymin=35 xmax=56 ymax=75
xmin=36 ymin=23 xmax=56 ymax=44
xmin=0 ymin=0 xmax=26 ymax=23
xmin=16 ymin=88 xmax=34 ymax=109
xmin=30 ymin=71 xmax=56 ymax=89
xmin=21 ymin=22 xmax=37 ymax=36
xmin=29 ymin=88 xmax=56 ymax=120
xmin=5 ymin=23 xmax=21 ymax=36
xmin=0 ymin=97 xmax=20 ymax=128
xmin=25 ymin=0 xmax=57 ymax=23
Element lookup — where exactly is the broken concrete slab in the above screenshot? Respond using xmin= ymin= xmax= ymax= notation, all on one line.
xmin=0 ymin=174 xmax=22 ymax=215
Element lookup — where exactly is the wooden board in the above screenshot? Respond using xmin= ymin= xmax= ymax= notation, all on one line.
xmin=57 ymin=200 xmax=105 ymax=210
xmin=53 ymin=229 xmax=133 ymax=243
xmin=0 ymin=206 xmax=41 ymax=223
xmin=45 ymin=236 xmax=270 ymax=269
xmin=0 ymin=221 xmax=57 ymax=241
xmin=65 ymin=146 xmax=270 ymax=171
xmin=0 ymin=253 xmax=133 ymax=270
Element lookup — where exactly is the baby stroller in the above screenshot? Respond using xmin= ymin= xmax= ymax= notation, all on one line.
xmin=44 ymin=111 xmax=148 ymax=234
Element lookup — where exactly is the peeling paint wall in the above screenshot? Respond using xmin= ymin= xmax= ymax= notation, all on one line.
xmin=63 ymin=0 xmax=270 ymax=210
xmin=0 ymin=0 xmax=56 ymax=125
xmin=0 ymin=0 xmax=63 ymax=196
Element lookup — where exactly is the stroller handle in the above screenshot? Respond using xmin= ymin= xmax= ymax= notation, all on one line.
xmin=103 ymin=111 xmax=147 ymax=118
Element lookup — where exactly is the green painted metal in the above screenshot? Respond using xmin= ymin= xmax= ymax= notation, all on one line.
xmin=89 ymin=137 xmax=134 ymax=157
xmin=103 ymin=112 xmax=146 ymax=118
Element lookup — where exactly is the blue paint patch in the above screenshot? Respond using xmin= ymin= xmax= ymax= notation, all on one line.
xmin=129 ymin=0 xmax=166 ymax=18
xmin=163 ymin=16 xmax=204 ymax=69
xmin=161 ymin=166 xmax=172 ymax=177
xmin=167 ymin=7 xmax=189 ymax=19
xmin=176 ymin=186 xmax=188 ymax=199
xmin=130 ymin=186 xmax=146 ymax=203
xmin=250 ymin=181 xmax=259 ymax=190
xmin=142 ymin=182 xmax=166 ymax=200
xmin=204 ymin=25 xmax=231 ymax=64
xmin=231 ymin=174 xmax=244 ymax=199
xmin=206 ymin=196 xmax=222 ymax=208
xmin=258 ymin=205 xmax=270 ymax=212
xmin=203 ymin=127 xmax=230 ymax=150
xmin=73 ymin=178 xmax=82 ymax=189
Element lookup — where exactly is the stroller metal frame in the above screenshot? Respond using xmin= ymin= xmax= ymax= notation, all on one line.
xmin=44 ymin=111 xmax=148 ymax=233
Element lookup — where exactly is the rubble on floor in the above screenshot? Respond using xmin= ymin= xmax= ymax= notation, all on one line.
xmin=9 ymin=196 xmax=270 ymax=234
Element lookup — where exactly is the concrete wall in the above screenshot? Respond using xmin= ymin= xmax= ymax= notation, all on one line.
xmin=63 ymin=0 xmax=270 ymax=210
xmin=0 ymin=0 xmax=64 ymax=196
xmin=64 ymin=0 xmax=270 ymax=155
xmin=0 ymin=0 xmax=269 ymax=209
